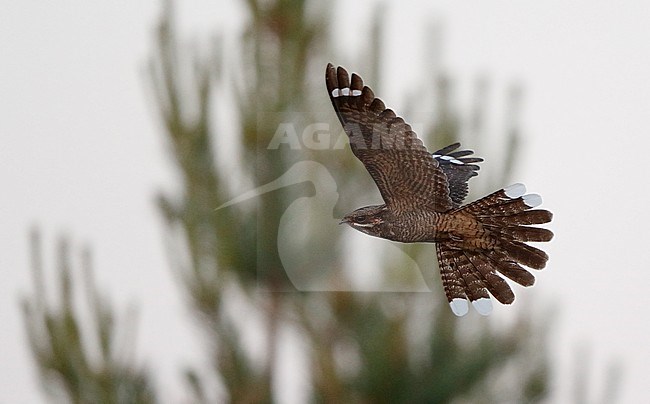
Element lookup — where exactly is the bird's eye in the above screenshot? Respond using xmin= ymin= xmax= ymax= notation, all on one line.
xmin=356 ymin=215 xmax=368 ymax=223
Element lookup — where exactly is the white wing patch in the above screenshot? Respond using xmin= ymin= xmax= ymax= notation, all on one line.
xmin=433 ymin=154 xmax=464 ymax=165
xmin=332 ymin=87 xmax=362 ymax=98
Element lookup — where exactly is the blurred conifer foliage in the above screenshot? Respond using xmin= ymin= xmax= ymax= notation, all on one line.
xmin=23 ymin=1 xmax=554 ymax=402
xmin=22 ymin=230 xmax=156 ymax=403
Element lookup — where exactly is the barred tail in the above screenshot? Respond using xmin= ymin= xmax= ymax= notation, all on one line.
xmin=438 ymin=183 xmax=553 ymax=317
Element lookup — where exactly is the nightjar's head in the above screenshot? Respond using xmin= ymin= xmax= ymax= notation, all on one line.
xmin=340 ymin=205 xmax=388 ymax=236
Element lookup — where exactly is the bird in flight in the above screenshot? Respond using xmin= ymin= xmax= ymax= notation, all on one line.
xmin=326 ymin=64 xmax=553 ymax=316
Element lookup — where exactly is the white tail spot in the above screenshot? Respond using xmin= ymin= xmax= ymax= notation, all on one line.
xmin=504 ymin=183 xmax=526 ymax=199
xmin=351 ymin=89 xmax=362 ymax=96
xmin=340 ymin=87 xmax=350 ymax=96
xmin=331 ymin=88 xmax=340 ymax=97
xmin=523 ymin=193 xmax=542 ymax=208
xmin=472 ymin=297 xmax=493 ymax=316
xmin=449 ymin=298 xmax=469 ymax=317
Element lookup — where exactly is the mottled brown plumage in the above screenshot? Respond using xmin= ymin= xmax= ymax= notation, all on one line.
xmin=327 ymin=64 xmax=554 ymax=316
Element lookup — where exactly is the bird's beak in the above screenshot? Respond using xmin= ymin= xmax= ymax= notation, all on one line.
xmin=339 ymin=217 xmax=350 ymax=225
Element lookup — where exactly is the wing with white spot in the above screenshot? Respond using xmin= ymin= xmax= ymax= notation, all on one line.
xmin=431 ymin=143 xmax=482 ymax=208
xmin=325 ymin=63 xmax=454 ymax=212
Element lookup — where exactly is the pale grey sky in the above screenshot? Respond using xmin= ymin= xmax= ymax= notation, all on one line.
xmin=2 ymin=1 xmax=650 ymax=402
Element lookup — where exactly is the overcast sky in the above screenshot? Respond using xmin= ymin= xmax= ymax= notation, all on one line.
xmin=2 ymin=1 xmax=650 ymax=402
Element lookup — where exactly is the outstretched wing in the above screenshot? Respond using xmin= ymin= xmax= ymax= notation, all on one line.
xmin=431 ymin=143 xmax=483 ymax=207
xmin=326 ymin=63 xmax=454 ymax=212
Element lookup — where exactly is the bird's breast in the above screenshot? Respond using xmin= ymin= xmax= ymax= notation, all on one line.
xmin=380 ymin=211 xmax=486 ymax=243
